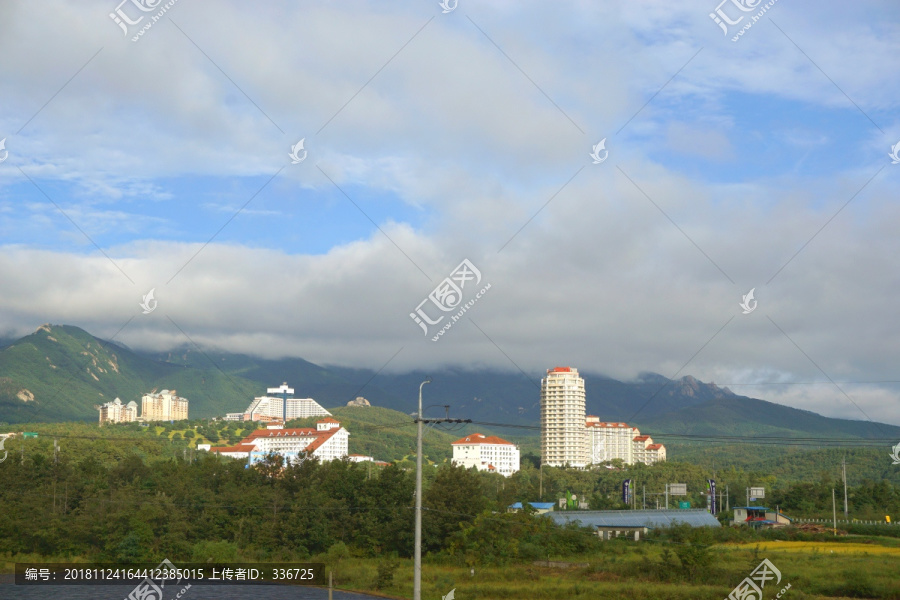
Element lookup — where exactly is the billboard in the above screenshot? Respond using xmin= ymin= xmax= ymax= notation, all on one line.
xmin=707 ymin=479 xmax=717 ymax=514
xmin=623 ymin=479 xmax=632 ymax=505
xmin=668 ymin=483 xmax=687 ymax=496
xmin=750 ymin=486 xmax=765 ymax=498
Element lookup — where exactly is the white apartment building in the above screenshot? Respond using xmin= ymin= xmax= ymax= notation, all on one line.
xmin=585 ymin=417 xmax=666 ymax=466
xmin=98 ymin=397 xmax=138 ymax=424
xmin=210 ymin=418 xmax=349 ymax=465
xmin=586 ymin=417 xmax=638 ymax=464
xmin=451 ymin=433 xmax=521 ymax=477
xmin=241 ymin=383 xmax=331 ymax=421
xmin=141 ymin=390 xmax=188 ymax=422
xmin=541 ymin=367 xmax=587 ymax=468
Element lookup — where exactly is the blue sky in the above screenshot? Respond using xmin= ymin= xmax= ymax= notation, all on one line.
xmin=0 ymin=0 xmax=899 ymax=424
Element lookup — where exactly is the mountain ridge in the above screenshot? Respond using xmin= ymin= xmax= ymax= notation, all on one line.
xmin=0 ymin=324 xmax=897 ymax=443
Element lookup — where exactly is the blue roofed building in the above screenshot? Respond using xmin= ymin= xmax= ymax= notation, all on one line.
xmin=548 ymin=509 xmax=721 ymax=541
xmin=508 ymin=502 xmax=556 ymax=515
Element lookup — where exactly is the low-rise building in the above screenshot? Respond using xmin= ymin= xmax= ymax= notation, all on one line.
xmin=550 ymin=509 xmax=721 ymax=541
xmin=508 ymin=502 xmax=556 ymax=514
xmin=452 ymin=433 xmax=520 ymax=477
xmin=732 ymin=507 xmax=792 ymax=528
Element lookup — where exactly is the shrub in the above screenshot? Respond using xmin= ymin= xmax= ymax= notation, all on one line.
xmin=374 ymin=560 xmax=399 ymax=590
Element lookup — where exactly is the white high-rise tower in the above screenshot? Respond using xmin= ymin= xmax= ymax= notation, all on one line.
xmin=540 ymin=366 xmax=586 ymax=468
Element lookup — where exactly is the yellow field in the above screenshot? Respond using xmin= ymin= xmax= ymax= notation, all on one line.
xmin=720 ymin=541 xmax=900 ymax=556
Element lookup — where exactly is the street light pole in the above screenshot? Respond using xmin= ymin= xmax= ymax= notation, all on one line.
xmin=414 ymin=376 xmax=431 ymax=600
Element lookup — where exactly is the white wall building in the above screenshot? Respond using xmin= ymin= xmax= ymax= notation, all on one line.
xmin=210 ymin=418 xmax=349 ymax=465
xmin=141 ymin=389 xmax=189 ymax=422
xmin=241 ymin=383 xmax=331 ymax=421
xmin=585 ymin=417 xmax=666 ymax=466
xmin=98 ymin=397 xmax=138 ymax=424
xmin=541 ymin=367 xmax=587 ymax=468
xmin=452 ymin=433 xmax=520 ymax=476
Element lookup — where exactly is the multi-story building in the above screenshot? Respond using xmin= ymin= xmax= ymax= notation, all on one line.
xmin=209 ymin=418 xmax=349 ymax=465
xmin=141 ymin=389 xmax=189 ymax=422
xmin=585 ymin=417 xmax=666 ymax=466
xmin=645 ymin=443 xmax=666 ymax=464
xmin=585 ymin=417 xmax=638 ymax=464
xmin=541 ymin=367 xmax=587 ymax=468
xmin=97 ymin=397 xmax=138 ymax=424
xmin=240 ymin=383 xmax=331 ymax=421
xmin=451 ymin=433 xmax=521 ymax=477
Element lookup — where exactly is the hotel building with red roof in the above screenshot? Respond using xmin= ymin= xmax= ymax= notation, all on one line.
xmin=209 ymin=418 xmax=349 ymax=465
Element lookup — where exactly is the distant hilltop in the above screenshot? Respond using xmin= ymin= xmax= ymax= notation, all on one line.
xmin=347 ymin=396 xmax=371 ymax=407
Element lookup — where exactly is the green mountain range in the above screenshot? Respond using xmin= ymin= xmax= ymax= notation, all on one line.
xmin=1 ymin=324 xmax=898 ymax=447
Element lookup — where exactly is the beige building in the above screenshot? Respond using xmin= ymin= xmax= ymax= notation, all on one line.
xmin=98 ymin=397 xmax=138 ymax=424
xmin=451 ymin=433 xmax=521 ymax=476
xmin=141 ymin=389 xmax=189 ymax=422
xmin=541 ymin=367 xmax=587 ymax=468
xmin=585 ymin=418 xmax=666 ymax=466
xmin=586 ymin=418 xmax=637 ymax=464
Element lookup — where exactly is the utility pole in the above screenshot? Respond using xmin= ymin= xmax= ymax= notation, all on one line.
xmin=665 ymin=484 xmax=669 ymax=510
xmin=726 ymin=484 xmax=730 ymax=511
xmin=832 ymin=488 xmax=837 ymax=535
xmin=413 ymin=378 xmax=470 ymax=600
xmin=642 ymin=485 xmax=645 ymax=510
xmin=842 ymin=456 xmax=848 ymax=517
xmin=414 ymin=377 xmax=430 ymax=600
xmin=539 ymin=463 xmax=543 ymax=500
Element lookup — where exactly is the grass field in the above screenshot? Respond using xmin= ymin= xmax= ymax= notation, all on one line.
xmin=312 ymin=536 xmax=900 ymax=600
xmin=3 ymin=535 xmax=899 ymax=599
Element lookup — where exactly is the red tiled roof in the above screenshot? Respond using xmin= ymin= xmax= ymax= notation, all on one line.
xmin=548 ymin=366 xmax=572 ymax=373
xmin=317 ymin=417 xmax=340 ymax=423
xmin=305 ymin=428 xmax=342 ymax=453
xmin=210 ymin=443 xmax=256 ymax=454
xmin=451 ymin=433 xmax=515 ymax=446
xmin=647 ymin=444 xmax=663 ymax=450
xmin=244 ymin=427 xmax=317 ymax=440
xmin=633 ymin=435 xmax=651 ymax=441
xmin=586 ymin=421 xmax=631 ymax=428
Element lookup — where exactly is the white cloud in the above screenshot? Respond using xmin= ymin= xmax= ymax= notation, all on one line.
xmin=0 ymin=0 xmax=899 ymax=426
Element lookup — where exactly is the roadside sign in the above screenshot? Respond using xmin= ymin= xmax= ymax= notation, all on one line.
xmin=678 ymin=501 xmax=691 ymax=509
xmin=23 ymin=432 xmax=38 ymax=438
xmin=668 ymin=483 xmax=687 ymax=496
xmin=750 ymin=487 xmax=765 ymax=498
